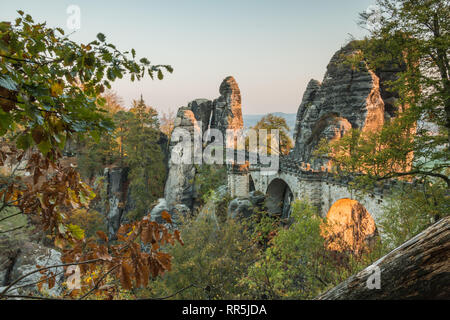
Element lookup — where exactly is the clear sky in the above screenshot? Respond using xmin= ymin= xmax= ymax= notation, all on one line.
xmin=0 ymin=0 xmax=375 ymax=115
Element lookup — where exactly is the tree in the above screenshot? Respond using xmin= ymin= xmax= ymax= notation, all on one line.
xmin=246 ymin=114 xmax=293 ymax=155
xmin=379 ymin=181 xmax=449 ymax=250
xmin=76 ymin=129 xmax=120 ymax=179
xmin=317 ymin=216 xmax=450 ymax=300
xmin=0 ymin=12 xmax=178 ymax=299
xmin=360 ymin=0 xmax=449 ymax=134
xmin=317 ymin=0 xmax=449 ymax=188
xmin=125 ymin=95 xmax=166 ymax=220
xmin=193 ymin=164 xmax=227 ymax=209
xmin=160 ymin=109 xmax=175 ymax=138
xmin=102 ymin=90 xmax=124 ymax=114
xmin=243 ymin=200 xmax=382 ymax=299
xmin=113 ymin=110 xmax=134 ymax=166
xmin=148 ymin=214 xmax=258 ymax=299
xmin=0 ymin=11 xmax=172 ymax=157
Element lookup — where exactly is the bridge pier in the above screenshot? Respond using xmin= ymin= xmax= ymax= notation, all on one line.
xmin=227 ymin=163 xmax=250 ymax=198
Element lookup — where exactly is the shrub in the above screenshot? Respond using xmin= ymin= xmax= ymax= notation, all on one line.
xmin=146 ymin=215 xmax=258 ymax=299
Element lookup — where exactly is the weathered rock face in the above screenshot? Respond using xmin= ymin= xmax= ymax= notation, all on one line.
xmin=0 ymin=239 xmax=63 ymax=297
xmin=323 ymin=198 xmax=378 ymax=254
xmin=215 ymin=76 xmax=244 ymax=133
xmin=102 ymin=132 xmax=168 ymax=238
xmin=163 ymin=76 xmax=244 ymax=215
xmin=104 ymin=167 xmax=130 ymax=239
xmin=291 ymin=43 xmax=398 ymax=166
xmin=163 ymin=108 xmax=200 ymax=212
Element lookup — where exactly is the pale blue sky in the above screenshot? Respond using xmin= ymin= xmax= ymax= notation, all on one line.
xmin=0 ymin=0 xmax=375 ymax=114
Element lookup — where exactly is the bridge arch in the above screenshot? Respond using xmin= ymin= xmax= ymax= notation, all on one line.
xmin=324 ymin=198 xmax=379 ymax=254
xmin=266 ymin=178 xmax=294 ymax=218
xmin=249 ymin=174 xmax=255 ymax=192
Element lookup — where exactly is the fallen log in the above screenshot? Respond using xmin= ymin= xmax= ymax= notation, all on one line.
xmin=317 ymin=216 xmax=450 ymax=299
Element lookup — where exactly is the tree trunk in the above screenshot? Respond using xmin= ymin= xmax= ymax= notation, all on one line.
xmin=316 ymin=216 xmax=450 ymax=300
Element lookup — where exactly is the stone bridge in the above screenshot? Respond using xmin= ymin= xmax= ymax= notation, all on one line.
xmin=226 ymin=152 xmax=403 ymax=230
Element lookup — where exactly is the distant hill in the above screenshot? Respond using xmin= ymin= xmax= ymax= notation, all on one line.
xmin=243 ymin=112 xmax=297 ymax=138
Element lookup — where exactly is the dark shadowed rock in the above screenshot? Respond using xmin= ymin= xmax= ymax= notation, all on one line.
xmin=104 ymin=167 xmax=129 ymax=240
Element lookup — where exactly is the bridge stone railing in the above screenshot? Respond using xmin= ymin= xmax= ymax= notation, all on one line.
xmin=225 ymin=148 xmax=416 ymax=198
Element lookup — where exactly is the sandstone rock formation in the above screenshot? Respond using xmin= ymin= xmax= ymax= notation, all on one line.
xmin=291 ymin=42 xmax=400 ymax=167
xmin=227 ymin=191 xmax=265 ymax=219
xmin=162 ymin=76 xmax=244 ymax=215
xmin=0 ymin=239 xmax=64 ymax=297
xmin=322 ymin=198 xmax=378 ymax=254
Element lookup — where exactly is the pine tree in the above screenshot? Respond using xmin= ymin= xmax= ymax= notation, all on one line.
xmin=125 ymin=95 xmax=166 ymax=220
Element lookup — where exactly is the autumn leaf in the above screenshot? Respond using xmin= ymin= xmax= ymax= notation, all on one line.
xmin=120 ymin=262 xmax=133 ymax=290
xmin=96 ymin=230 xmax=108 ymax=242
xmin=174 ymin=230 xmax=184 ymax=246
xmin=141 ymin=223 xmax=152 ymax=244
xmin=161 ymin=211 xmax=172 ymax=224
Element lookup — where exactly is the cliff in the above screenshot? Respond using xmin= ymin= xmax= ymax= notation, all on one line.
xmin=291 ymin=42 xmax=401 ymax=167
xmin=155 ymin=76 xmax=244 ymax=220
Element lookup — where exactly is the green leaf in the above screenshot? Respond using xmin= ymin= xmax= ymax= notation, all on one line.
xmin=17 ymin=133 xmax=32 ymax=150
xmin=90 ymin=130 xmax=100 ymax=143
xmin=157 ymin=69 xmax=163 ymax=80
xmin=56 ymin=133 xmax=67 ymax=150
xmin=37 ymin=139 xmax=51 ymax=155
xmin=67 ymin=224 xmax=85 ymax=240
xmin=165 ymin=65 xmax=173 ymax=73
xmin=24 ymin=14 xmax=33 ymax=23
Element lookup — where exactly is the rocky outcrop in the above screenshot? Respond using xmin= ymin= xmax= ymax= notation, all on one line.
xmin=0 ymin=239 xmax=63 ymax=297
xmin=163 ymin=108 xmax=200 ymax=212
xmin=103 ymin=132 xmax=168 ymax=239
xmin=291 ymin=42 xmax=400 ymax=167
xmin=227 ymin=191 xmax=266 ymax=219
xmin=162 ymin=76 xmax=244 ymax=216
xmin=104 ymin=167 xmax=130 ymax=240
xmin=150 ymin=198 xmax=169 ymax=224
